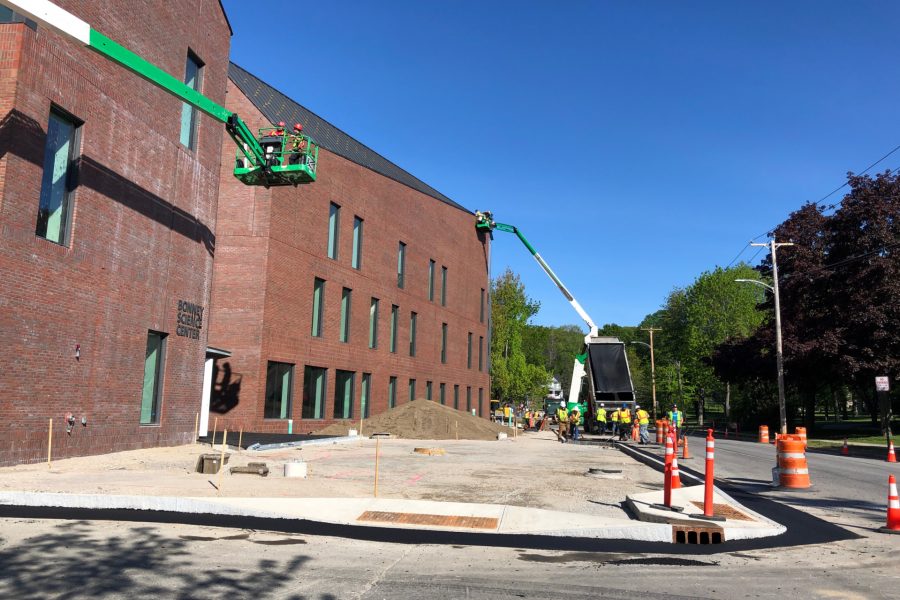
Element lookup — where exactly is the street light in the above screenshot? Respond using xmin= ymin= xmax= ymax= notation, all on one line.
xmin=630 ymin=340 xmax=657 ymax=422
xmin=736 ymin=276 xmax=787 ymax=434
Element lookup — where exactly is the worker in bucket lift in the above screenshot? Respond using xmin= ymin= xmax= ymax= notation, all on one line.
xmin=596 ymin=403 xmax=607 ymax=434
xmin=556 ymin=401 xmax=569 ymax=443
xmin=617 ymin=405 xmax=632 ymax=441
xmin=288 ymin=123 xmax=307 ymax=165
xmin=636 ymin=404 xmax=651 ymax=444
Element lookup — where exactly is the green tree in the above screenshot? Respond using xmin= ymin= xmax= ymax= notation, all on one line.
xmin=490 ymin=269 xmax=551 ymax=403
xmin=522 ymin=324 xmax=585 ymax=393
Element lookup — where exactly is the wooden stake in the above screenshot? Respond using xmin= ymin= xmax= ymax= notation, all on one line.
xmin=238 ymin=426 xmax=243 ymax=450
xmin=193 ymin=412 xmax=199 ymax=444
xmin=211 ymin=417 xmax=218 ymax=447
xmin=216 ymin=429 xmax=227 ymax=494
xmin=47 ymin=418 xmax=52 ymax=469
xmin=373 ymin=438 xmax=380 ymax=497
xmin=455 ymin=420 xmax=459 ymax=441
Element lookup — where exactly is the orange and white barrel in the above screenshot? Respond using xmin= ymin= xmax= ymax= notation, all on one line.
xmin=776 ymin=435 xmax=811 ymax=488
xmin=794 ymin=426 xmax=807 ymax=448
xmin=759 ymin=425 xmax=769 ymax=444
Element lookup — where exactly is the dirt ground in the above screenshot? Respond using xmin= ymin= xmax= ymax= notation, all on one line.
xmin=0 ymin=430 xmax=659 ymax=520
xmin=315 ymin=400 xmax=515 ymax=441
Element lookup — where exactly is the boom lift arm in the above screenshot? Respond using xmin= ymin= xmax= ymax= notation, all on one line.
xmin=1 ymin=0 xmax=317 ymax=187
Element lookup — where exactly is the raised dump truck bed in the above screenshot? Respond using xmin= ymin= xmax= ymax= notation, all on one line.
xmin=587 ymin=338 xmax=636 ymax=404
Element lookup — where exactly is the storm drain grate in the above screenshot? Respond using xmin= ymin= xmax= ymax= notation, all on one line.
xmin=357 ymin=511 xmax=499 ymax=529
xmin=689 ymin=501 xmax=753 ymax=521
xmin=672 ymin=525 xmax=724 ymax=544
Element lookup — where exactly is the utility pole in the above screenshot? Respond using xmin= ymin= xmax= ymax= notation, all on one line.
xmin=641 ymin=327 xmax=661 ymax=422
xmin=751 ymin=238 xmax=794 ymax=435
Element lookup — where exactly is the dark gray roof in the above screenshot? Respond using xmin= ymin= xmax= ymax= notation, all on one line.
xmin=228 ymin=62 xmax=467 ymax=212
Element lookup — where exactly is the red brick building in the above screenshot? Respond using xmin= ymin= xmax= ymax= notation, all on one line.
xmin=0 ymin=2 xmax=232 ymax=465
xmin=205 ymin=65 xmax=491 ymax=434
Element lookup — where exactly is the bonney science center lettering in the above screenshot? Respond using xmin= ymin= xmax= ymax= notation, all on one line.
xmin=176 ymin=300 xmax=203 ymax=340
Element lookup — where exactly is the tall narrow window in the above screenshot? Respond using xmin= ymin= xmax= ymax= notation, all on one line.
xmin=466 ymin=386 xmax=472 ymax=412
xmin=480 ymin=288 xmax=485 ymax=323
xmin=397 ymin=242 xmax=406 ymax=288
xmin=478 ymin=336 xmax=484 ymax=372
xmin=467 ymin=332 xmax=473 ymax=369
xmin=409 ymin=312 xmax=417 ymax=357
xmin=36 ymin=109 xmax=80 ymax=245
xmin=439 ymin=383 xmax=446 ymax=405
xmin=441 ymin=266 xmax=448 ymax=306
xmin=441 ymin=323 xmax=448 ymax=364
xmin=408 ymin=378 xmax=416 ymax=402
xmin=478 ymin=388 xmax=484 ymax=417
xmin=340 ymin=287 xmax=352 ymax=343
xmin=390 ymin=305 xmax=399 ymax=353
xmin=302 ymin=366 xmax=326 ymax=419
xmin=264 ymin=361 xmax=294 ymax=419
xmin=389 ymin=376 xmax=397 ymax=408
xmin=140 ymin=331 xmax=166 ymax=424
xmin=426 ymin=381 xmax=433 ymax=400
xmin=179 ymin=51 xmax=203 ymax=149
xmin=453 ymin=385 xmax=459 ymax=409
xmin=334 ymin=370 xmax=355 ymax=419
xmin=311 ymin=278 xmax=325 ymax=337
xmin=352 ymin=216 xmax=363 ymax=269
xmin=428 ymin=259 xmax=435 ymax=301
xmin=361 ymin=373 xmax=371 ymax=418
xmin=368 ymin=298 xmax=379 ymax=349
xmin=327 ymin=202 xmax=341 ymax=259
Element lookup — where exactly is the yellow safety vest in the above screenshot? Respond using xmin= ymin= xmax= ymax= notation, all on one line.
xmin=619 ymin=410 xmax=632 ymax=424
xmin=596 ymin=408 xmax=607 ymax=422
xmin=636 ymin=409 xmax=650 ymax=425
xmin=557 ymin=408 xmax=568 ymax=422
xmin=610 ymin=411 xmax=619 ymax=422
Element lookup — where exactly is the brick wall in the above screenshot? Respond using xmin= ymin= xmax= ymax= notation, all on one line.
xmin=0 ymin=1 xmax=232 ymax=466
xmin=208 ymin=79 xmax=492 ymax=433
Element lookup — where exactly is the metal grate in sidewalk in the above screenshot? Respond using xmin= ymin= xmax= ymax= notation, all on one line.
xmin=357 ymin=511 xmax=499 ymax=529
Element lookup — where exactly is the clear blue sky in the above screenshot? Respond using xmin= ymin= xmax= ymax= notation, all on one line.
xmin=223 ymin=0 xmax=900 ymax=329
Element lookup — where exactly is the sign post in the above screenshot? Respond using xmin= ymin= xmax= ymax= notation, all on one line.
xmin=876 ymin=376 xmax=892 ymax=443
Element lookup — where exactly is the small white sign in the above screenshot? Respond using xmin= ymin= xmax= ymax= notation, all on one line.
xmin=875 ymin=376 xmax=890 ymax=392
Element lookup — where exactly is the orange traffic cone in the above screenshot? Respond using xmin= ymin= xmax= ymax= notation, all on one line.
xmin=881 ymin=475 xmax=900 ymax=533
xmin=670 ymin=455 xmax=682 ymax=489
xmin=681 ymin=435 xmax=692 ymax=459
xmin=841 ymin=438 xmax=849 ymax=456
xmin=888 ymin=440 xmax=897 ymax=463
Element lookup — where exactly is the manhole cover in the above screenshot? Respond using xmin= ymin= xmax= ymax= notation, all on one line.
xmin=357 ymin=511 xmax=498 ymax=529
xmin=689 ymin=501 xmax=753 ymax=521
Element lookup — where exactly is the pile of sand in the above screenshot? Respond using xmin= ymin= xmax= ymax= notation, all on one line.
xmin=315 ymin=400 xmax=513 ymax=441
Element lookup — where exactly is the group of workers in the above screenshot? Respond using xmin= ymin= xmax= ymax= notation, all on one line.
xmin=554 ymin=401 xmax=683 ymax=445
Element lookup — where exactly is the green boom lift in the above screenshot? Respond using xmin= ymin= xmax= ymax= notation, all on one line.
xmin=1 ymin=0 xmax=318 ymax=188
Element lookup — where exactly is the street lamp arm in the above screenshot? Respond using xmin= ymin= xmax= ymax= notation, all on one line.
xmin=630 ymin=341 xmax=651 ymax=349
xmin=735 ymin=278 xmax=774 ymax=292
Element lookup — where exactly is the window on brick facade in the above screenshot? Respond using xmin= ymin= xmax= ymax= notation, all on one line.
xmin=428 ymin=259 xmax=435 ymax=301
xmin=327 ymin=202 xmax=341 ymax=259
xmin=140 ymin=331 xmax=166 ymax=425
xmin=467 ymin=332 xmax=473 ymax=369
xmin=388 ymin=376 xmax=397 ymax=408
xmin=311 ymin=278 xmax=325 ymax=337
xmin=409 ymin=311 xmax=417 ymax=357
xmin=179 ymin=51 xmax=203 ymax=149
xmin=426 ymin=380 xmax=432 ymax=400
xmin=397 ymin=242 xmax=406 ymax=288
xmin=439 ymin=382 xmax=446 ymax=405
xmin=441 ymin=323 xmax=448 ymax=364
xmin=480 ymin=288 xmax=485 ymax=323
xmin=302 ymin=365 xmax=326 ymax=419
xmin=36 ymin=108 xmax=80 ymax=246
xmin=453 ymin=384 xmax=460 ymax=409
xmin=264 ymin=361 xmax=294 ymax=419
xmin=478 ymin=388 xmax=484 ymax=417
xmin=441 ymin=266 xmax=447 ymax=306
xmin=408 ymin=378 xmax=416 ymax=402
xmin=334 ymin=370 xmax=355 ymax=419
xmin=389 ymin=304 xmax=399 ymax=353
xmin=466 ymin=386 xmax=472 ymax=413
xmin=361 ymin=373 xmax=371 ymax=418
xmin=352 ymin=216 xmax=363 ymax=269
xmin=478 ymin=336 xmax=484 ymax=372
xmin=340 ymin=287 xmax=352 ymax=343
xmin=369 ymin=298 xmax=379 ymax=349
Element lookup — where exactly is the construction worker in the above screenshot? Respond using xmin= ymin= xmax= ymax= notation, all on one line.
xmin=569 ymin=408 xmax=581 ymax=441
xmin=635 ymin=404 xmax=651 ymax=444
xmin=556 ymin=401 xmax=568 ymax=443
xmin=618 ymin=405 xmax=632 ymax=441
xmin=596 ymin=403 xmax=607 ymax=434
xmin=668 ymin=404 xmax=683 ymax=439
xmin=503 ymin=403 xmax=512 ymax=427
xmin=610 ymin=406 xmax=619 ymax=437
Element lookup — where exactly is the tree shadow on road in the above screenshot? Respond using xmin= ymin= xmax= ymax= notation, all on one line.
xmin=0 ymin=520 xmax=324 ymax=599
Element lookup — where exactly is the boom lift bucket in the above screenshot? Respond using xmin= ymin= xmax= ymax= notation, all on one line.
xmin=233 ymin=126 xmax=319 ymax=187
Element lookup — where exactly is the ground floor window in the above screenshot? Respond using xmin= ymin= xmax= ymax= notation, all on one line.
xmin=264 ymin=362 xmax=294 ymax=419
xmin=466 ymin=386 xmax=472 ymax=413
xmin=334 ymin=370 xmax=355 ymax=419
xmin=439 ymin=383 xmax=446 ymax=405
xmin=478 ymin=388 xmax=484 ymax=416
xmin=453 ymin=385 xmax=459 ymax=410
xmin=408 ymin=378 xmax=416 ymax=402
xmin=302 ymin=365 xmax=326 ymax=419
xmin=140 ymin=331 xmax=166 ymax=424
xmin=361 ymin=373 xmax=371 ymax=418
xmin=389 ymin=376 xmax=397 ymax=408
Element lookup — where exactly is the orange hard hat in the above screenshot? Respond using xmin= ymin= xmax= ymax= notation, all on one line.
xmin=294 ymin=123 xmax=303 ymax=131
